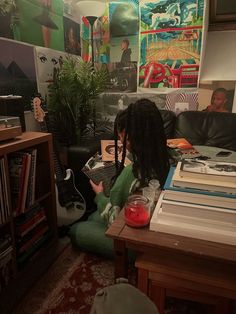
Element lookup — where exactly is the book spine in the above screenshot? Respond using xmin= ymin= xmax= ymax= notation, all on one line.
xmin=26 ymin=149 xmax=37 ymax=208
xmin=16 ymin=211 xmax=46 ymax=237
xmin=18 ymin=225 xmax=49 ymax=254
xmin=161 ymin=201 xmax=236 ymax=224
xmin=163 ymin=191 xmax=236 ymax=210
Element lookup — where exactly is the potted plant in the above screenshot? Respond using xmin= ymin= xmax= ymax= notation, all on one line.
xmin=48 ymin=56 xmax=108 ymax=145
xmin=0 ymin=0 xmax=18 ymax=38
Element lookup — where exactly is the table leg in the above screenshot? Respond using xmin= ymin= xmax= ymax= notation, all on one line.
xmin=113 ymin=239 xmax=128 ymax=279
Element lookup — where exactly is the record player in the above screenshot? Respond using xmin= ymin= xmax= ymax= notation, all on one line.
xmin=0 ymin=116 xmax=22 ymax=142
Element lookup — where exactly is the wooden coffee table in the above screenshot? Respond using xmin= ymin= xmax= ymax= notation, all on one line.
xmin=106 ymin=209 xmax=236 ymax=278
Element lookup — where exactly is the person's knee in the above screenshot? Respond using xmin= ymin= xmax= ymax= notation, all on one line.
xmin=69 ymin=221 xmax=114 ymax=258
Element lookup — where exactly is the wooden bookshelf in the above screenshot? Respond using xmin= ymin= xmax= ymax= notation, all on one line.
xmin=0 ymin=132 xmax=58 ymax=311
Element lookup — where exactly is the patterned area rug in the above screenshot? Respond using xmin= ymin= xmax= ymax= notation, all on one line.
xmin=13 ymin=245 xmax=115 ymax=314
xmin=12 ymin=244 xmax=226 ymax=314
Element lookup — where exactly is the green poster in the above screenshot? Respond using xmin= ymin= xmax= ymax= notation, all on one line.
xmin=16 ymin=0 xmax=64 ymax=51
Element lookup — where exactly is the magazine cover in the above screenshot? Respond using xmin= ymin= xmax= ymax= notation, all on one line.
xmin=101 ymin=140 xmax=123 ymax=162
xmin=167 ymin=138 xmax=199 ymax=158
xmin=167 ymin=138 xmax=193 ymax=149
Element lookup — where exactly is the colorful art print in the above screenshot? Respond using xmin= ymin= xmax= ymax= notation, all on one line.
xmin=165 ymin=90 xmax=198 ymax=114
xmin=93 ymin=11 xmax=109 ymax=41
xmin=139 ymin=0 xmax=204 ymax=89
xmin=81 ymin=15 xmax=110 ymax=63
xmin=12 ymin=0 xmax=64 ymax=50
xmin=63 ymin=17 xmax=81 ymax=56
xmin=109 ymin=1 xmax=139 ymax=38
xmin=101 ymin=140 xmax=123 ymax=162
xmin=139 ymin=28 xmax=202 ymax=89
xmin=140 ymin=0 xmax=204 ymax=32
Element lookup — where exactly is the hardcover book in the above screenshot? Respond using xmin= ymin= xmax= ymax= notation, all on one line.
xmin=161 ymin=197 xmax=236 ymax=222
xmin=173 ymin=162 xmax=236 ymax=195
xmin=164 ymin=167 xmax=236 ymax=200
xmin=179 ymin=158 xmax=236 ymax=183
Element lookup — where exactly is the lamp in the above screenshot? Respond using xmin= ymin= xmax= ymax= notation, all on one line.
xmin=77 ymin=1 xmax=106 ymax=65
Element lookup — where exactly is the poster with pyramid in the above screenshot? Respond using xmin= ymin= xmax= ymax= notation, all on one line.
xmin=0 ymin=38 xmax=37 ymax=110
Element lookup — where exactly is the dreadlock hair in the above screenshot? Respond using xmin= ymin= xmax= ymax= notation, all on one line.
xmin=113 ymin=98 xmax=170 ymax=188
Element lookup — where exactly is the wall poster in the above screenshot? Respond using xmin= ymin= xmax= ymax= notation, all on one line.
xmin=0 ymin=38 xmax=37 ymax=110
xmin=35 ymin=46 xmax=68 ymax=101
xmin=139 ymin=0 xmax=205 ymax=90
xmin=198 ymin=81 xmax=235 ymax=113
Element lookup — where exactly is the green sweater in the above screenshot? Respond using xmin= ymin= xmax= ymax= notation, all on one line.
xmin=94 ymin=164 xmax=137 ymax=226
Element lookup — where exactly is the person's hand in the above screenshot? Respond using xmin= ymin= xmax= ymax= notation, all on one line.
xmin=90 ymin=180 xmax=104 ymax=194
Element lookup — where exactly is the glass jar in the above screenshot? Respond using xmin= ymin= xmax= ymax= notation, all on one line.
xmin=124 ymin=195 xmax=150 ymax=228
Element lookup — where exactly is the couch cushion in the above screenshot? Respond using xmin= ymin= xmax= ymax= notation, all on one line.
xmin=174 ymin=111 xmax=236 ymax=151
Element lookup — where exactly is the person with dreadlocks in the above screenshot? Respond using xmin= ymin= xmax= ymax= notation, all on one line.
xmin=69 ymin=99 xmax=170 ymax=257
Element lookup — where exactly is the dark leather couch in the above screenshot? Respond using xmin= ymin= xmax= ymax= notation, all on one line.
xmin=174 ymin=111 xmax=236 ymax=151
xmin=68 ymin=110 xmax=236 ymax=210
xmin=68 ymin=110 xmax=236 ymax=172
xmin=68 ymin=109 xmax=176 ymax=171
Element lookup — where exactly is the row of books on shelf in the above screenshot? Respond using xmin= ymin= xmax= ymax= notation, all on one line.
xmin=0 ymin=235 xmax=13 ymax=292
xmin=8 ymin=148 xmax=37 ymax=215
xmin=150 ymin=158 xmax=236 ymax=245
xmin=0 ymin=158 xmax=10 ymax=224
xmin=14 ymin=203 xmax=51 ymax=267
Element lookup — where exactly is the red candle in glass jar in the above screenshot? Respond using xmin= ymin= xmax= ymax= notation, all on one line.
xmin=124 ymin=195 xmax=150 ymax=227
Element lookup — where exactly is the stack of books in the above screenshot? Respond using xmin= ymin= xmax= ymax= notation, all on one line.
xmin=14 ymin=203 xmax=51 ymax=267
xmin=150 ymin=158 xmax=236 ymax=245
xmin=8 ymin=148 xmax=37 ymax=214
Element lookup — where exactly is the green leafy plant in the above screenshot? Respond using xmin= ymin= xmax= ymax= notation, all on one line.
xmin=48 ymin=56 xmax=108 ymax=144
xmin=0 ymin=0 xmax=16 ymax=15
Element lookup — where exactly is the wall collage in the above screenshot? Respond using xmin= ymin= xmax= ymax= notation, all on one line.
xmin=0 ymin=0 xmax=234 ymax=115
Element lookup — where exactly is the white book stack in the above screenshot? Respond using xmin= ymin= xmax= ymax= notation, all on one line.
xmin=150 ymin=160 xmax=236 ymax=245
